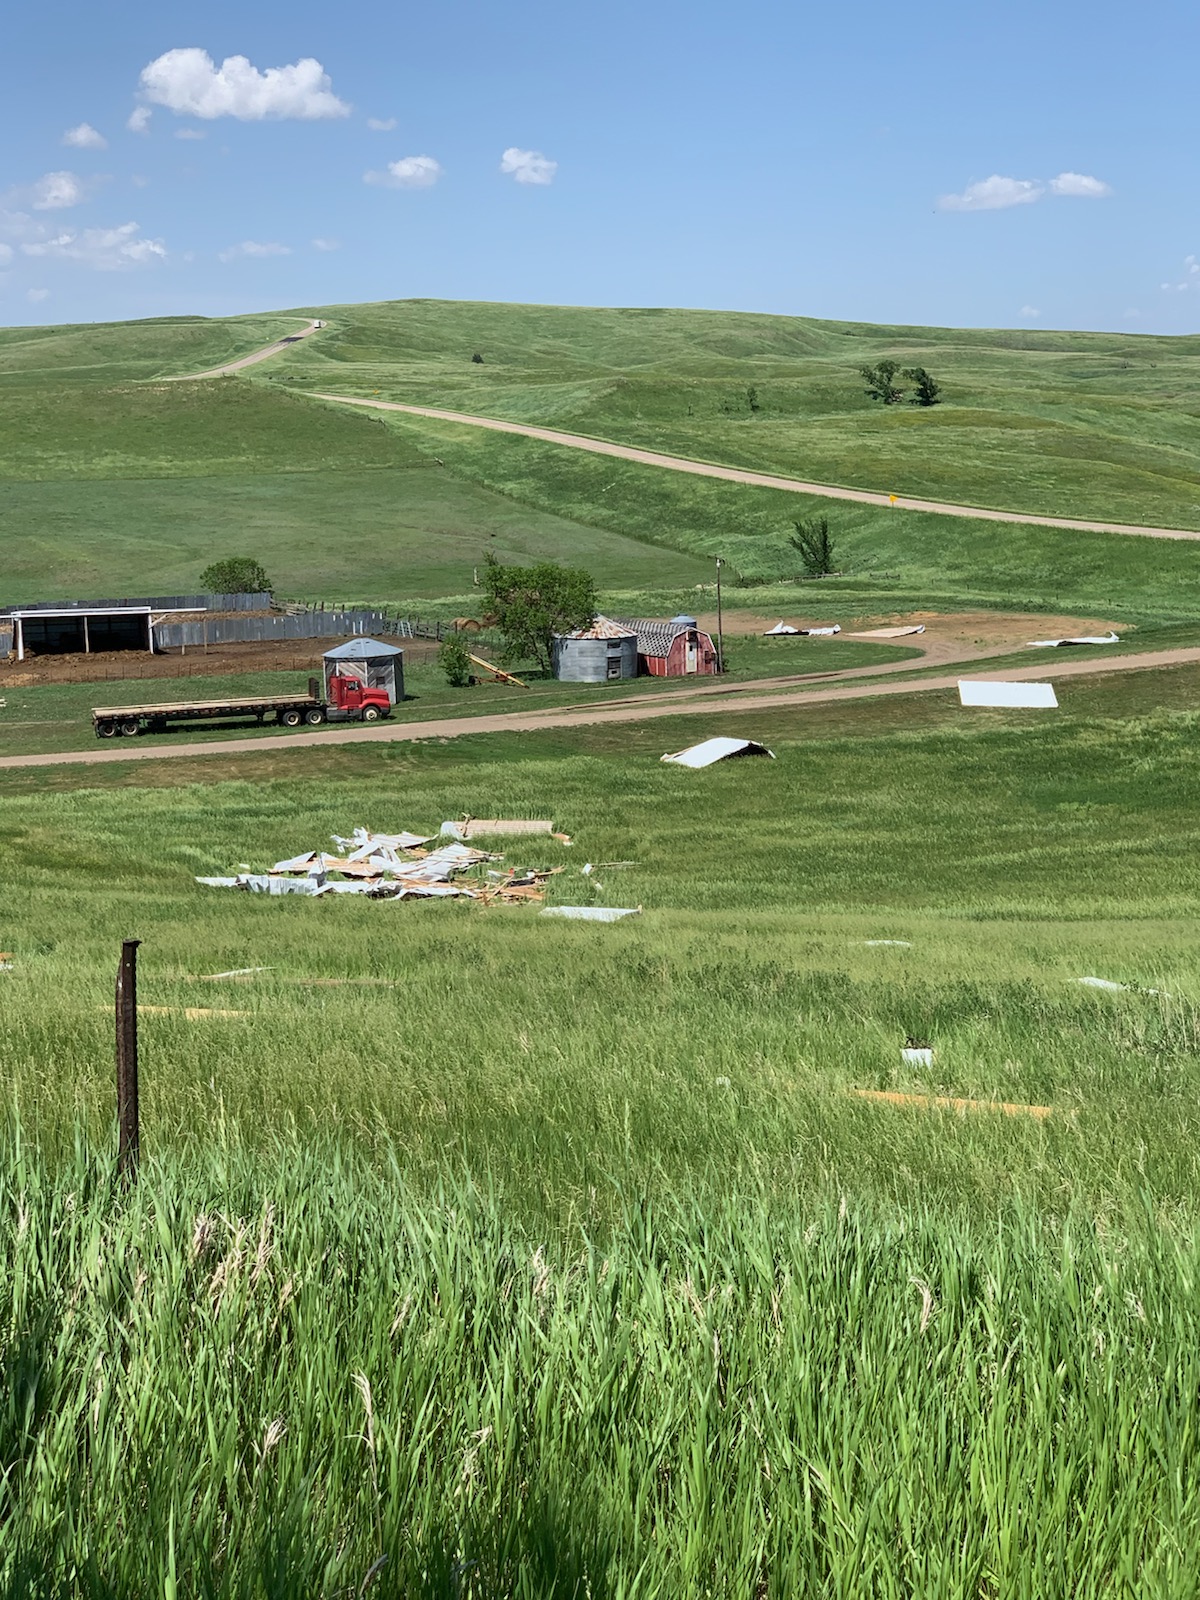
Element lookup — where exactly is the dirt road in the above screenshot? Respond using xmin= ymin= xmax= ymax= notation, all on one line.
xmin=4 ymin=647 xmax=1197 ymax=773
xmin=308 ymin=392 xmax=1200 ymax=543
xmin=170 ymin=320 xmax=321 ymax=381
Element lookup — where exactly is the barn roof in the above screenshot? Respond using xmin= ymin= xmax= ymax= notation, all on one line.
xmin=613 ymin=617 xmax=709 ymax=657
xmin=554 ymin=614 xmax=638 ymax=641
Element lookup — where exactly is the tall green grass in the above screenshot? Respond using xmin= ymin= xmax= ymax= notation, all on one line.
xmin=5 ymin=1135 xmax=1200 ymax=1597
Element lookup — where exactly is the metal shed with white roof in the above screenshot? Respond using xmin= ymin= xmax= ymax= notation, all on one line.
xmin=322 ymin=637 xmax=405 ymax=705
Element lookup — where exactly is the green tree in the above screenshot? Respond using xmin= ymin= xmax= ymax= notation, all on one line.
xmin=746 ymin=385 xmax=761 ymax=413
xmin=483 ymin=556 xmax=598 ymax=675
xmin=789 ymin=517 xmax=836 ymax=577
xmin=904 ymin=366 xmax=943 ymax=406
xmin=859 ymin=360 xmax=904 ymax=404
xmin=199 ymin=557 xmax=272 ymax=596
xmin=438 ymin=631 xmax=473 ymax=687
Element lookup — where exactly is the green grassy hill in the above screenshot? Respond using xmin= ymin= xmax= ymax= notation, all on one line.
xmin=280 ymin=299 xmax=1200 ymax=530
xmin=5 ymin=298 xmax=1200 ymax=616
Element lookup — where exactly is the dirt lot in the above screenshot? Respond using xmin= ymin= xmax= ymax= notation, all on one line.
xmin=695 ymin=609 xmax=1125 ymax=651
xmin=0 ymin=636 xmax=439 ymax=688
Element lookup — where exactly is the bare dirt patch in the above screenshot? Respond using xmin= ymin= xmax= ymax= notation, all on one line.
xmin=695 ymin=609 xmax=1125 ymax=661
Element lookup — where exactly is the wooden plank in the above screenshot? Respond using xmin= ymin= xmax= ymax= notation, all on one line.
xmin=848 ymin=1087 xmax=1055 ymax=1120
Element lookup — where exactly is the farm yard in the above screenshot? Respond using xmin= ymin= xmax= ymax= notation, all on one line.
xmin=6 ymin=300 xmax=1200 ymax=1595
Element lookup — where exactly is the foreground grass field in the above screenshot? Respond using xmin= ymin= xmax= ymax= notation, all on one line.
xmin=5 ymin=670 xmax=1200 ymax=1590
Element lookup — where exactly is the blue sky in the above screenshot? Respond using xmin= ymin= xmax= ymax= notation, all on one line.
xmin=2 ymin=0 xmax=1197 ymax=332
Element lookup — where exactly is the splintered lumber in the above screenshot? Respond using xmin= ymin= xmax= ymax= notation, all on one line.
xmin=848 ymin=1088 xmax=1055 ymax=1121
xmin=467 ymin=653 xmax=527 ymax=687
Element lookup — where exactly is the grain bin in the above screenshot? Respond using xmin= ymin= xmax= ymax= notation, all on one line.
xmin=551 ymin=616 xmax=639 ymax=683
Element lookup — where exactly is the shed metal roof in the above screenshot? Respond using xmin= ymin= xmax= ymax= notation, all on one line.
xmin=661 ymin=737 xmax=775 ymax=768
xmin=613 ymin=616 xmax=711 ymax=657
xmin=322 ymin=636 xmax=406 ymax=659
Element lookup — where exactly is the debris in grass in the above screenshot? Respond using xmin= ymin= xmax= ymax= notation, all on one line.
xmin=763 ymin=621 xmax=800 ymax=635
xmin=202 ymin=966 xmax=272 ymax=980
xmin=440 ymin=817 xmax=571 ymax=843
xmin=901 ymin=1042 xmax=934 ymax=1065
xmin=800 ymin=625 xmax=841 ymax=636
xmin=849 ymin=624 xmax=925 ymax=638
xmin=540 ymin=906 xmax=642 ymax=922
xmin=661 ymin=737 xmax=775 ymax=768
xmin=1077 ymin=975 xmax=1168 ymax=997
xmin=1028 ymin=632 xmax=1120 ymax=648
xmin=958 ymin=681 xmax=1058 ymax=709
xmin=197 ymin=827 xmax=564 ymax=906
xmin=863 ymin=939 xmax=912 ymax=948
xmin=95 ymin=1005 xmax=250 ymax=1021
xmin=0 ymin=953 xmax=13 ymax=973
xmin=849 ymin=1088 xmax=1055 ymax=1121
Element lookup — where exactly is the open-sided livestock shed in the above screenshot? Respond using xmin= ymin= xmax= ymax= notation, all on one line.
xmin=8 ymin=605 xmax=154 ymax=661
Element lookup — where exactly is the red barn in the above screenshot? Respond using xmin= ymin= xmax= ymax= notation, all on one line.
xmin=615 ymin=614 xmax=719 ymax=677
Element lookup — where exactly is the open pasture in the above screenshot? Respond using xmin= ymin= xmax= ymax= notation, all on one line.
xmin=282 ymin=298 xmax=1200 ymax=531
xmin=6 ymin=670 xmax=1200 ymax=1591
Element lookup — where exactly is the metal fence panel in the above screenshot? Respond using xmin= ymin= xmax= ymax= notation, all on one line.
xmin=152 ymin=611 xmax=408 ymax=649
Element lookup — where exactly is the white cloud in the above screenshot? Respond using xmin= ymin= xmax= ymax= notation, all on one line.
xmin=367 ymin=117 xmax=397 ymax=132
xmin=127 ymin=106 xmax=153 ymax=135
xmin=364 ymin=154 xmax=443 ymax=189
xmin=175 ymin=128 xmax=206 ymax=141
xmin=62 ymin=123 xmax=107 ymax=150
xmin=1047 ymin=172 xmax=1112 ymax=199
xmin=138 ymin=48 xmax=349 ymax=121
xmin=25 ymin=171 xmax=90 ymax=209
xmin=1161 ymin=255 xmax=1200 ymax=293
xmin=0 ymin=242 xmax=13 ymax=267
xmin=1019 ymin=305 xmax=1040 ymax=318
xmin=500 ymin=147 xmax=557 ymax=185
xmin=311 ymin=236 xmax=341 ymax=251
xmin=939 ymin=170 xmax=1112 ymax=212
xmin=217 ymin=239 xmax=292 ymax=262
xmin=21 ymin=220 xmax=167 ymax=270
xmin=938 ymin=175 xmax=1042 ymax=212
xmin=27 ymin=287 xmax=50 ymax=303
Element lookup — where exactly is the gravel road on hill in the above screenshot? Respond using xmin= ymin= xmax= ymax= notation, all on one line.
xmin=169 ymin=319 xmax=321 ymax=381
xmin=307 ymin=392 xmax=1200 ymax=543
xmin=4 ymin=646 xmax=1198 ymax=772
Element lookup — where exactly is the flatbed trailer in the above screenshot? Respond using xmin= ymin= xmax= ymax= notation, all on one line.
xmin=92 ymin=672 xmax=394 ymax=738
xmin=92 ymin=693 xmax=324 ymax=738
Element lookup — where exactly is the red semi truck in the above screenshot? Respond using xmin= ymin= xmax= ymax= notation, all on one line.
xmin=92 ymin=673 xmax=393 ymax=738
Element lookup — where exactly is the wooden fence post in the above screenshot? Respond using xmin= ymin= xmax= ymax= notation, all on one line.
xmin=116 ymin=938 xmax=141 ymax=1181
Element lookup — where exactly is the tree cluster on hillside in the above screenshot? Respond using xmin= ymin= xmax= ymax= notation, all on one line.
xmin=482 ymin=555 xmax=598 ymax=674
xmin=859 ymin=360 xmax=942 ymax=407
xmin=199 ymin=557 xmax=273 ymax=596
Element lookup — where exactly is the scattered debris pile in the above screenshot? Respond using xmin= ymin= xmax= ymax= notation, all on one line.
xmin=196 ymin=825 xmax=565 ymax=905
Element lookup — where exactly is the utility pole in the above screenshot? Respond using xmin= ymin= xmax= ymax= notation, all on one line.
xmin=715 ymin=557 xmax=725 ymax=674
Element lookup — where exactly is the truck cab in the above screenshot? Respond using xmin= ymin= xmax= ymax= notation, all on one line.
xmin=323 ymin=673 xmax=392 ymax=723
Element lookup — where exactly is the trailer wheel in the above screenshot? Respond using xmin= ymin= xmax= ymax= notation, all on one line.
xmin=120 ymin=718 xmax=141 ymax=737
xmin=280 ymin=708 xmax=303 ymax=728
xmin=96 ymin=721 xmax=117 ymax=739
xmin=304 ymin=707 xmax=326 ymax=726
xmin=361 ymin=705 xmax=382 ymax=723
